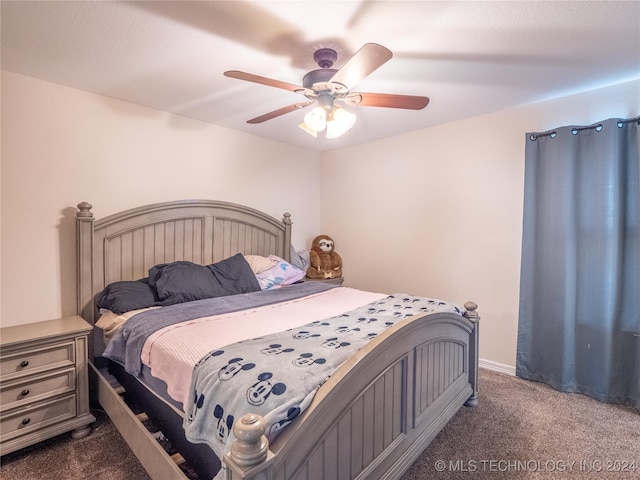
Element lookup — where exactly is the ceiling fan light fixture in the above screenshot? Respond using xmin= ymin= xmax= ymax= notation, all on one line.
xmin=299 ymin=121 xmax=318 ymax=137
xmin=303 ymin=106 xmax=327 ymax=132
xmin=326 ymin=107 xmax=357 ymax=138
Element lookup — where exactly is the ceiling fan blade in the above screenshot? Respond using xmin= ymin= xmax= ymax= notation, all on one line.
xmin=247 ymin=102 xmax=312 ymax=124
xmin=329 ymin=43 xmax=393 ymax=90
xmin=225 ymin=70 xmax=308 ymax=94
xmin=346 ymin=92 xmax=429 ymax=110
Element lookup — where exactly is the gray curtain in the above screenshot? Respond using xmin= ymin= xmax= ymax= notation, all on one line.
xmin=517 ymin=116 xmax=639 ymax=409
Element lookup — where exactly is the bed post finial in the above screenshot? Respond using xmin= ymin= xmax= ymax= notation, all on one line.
xmin=76 ymin=202 xmax=93 ymax=218
xmin=225 ymin=414 xmax=272 ymax=479
xmin=463 ymin=301 xmax=479 ymax=323
xmin=229 ymin=413 xmax=269 ymax=466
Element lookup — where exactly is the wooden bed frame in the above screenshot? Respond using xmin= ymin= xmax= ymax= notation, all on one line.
xmin=76 ymin=199 xmax=479 ymax=480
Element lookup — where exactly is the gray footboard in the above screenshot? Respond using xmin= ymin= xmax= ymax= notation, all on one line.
xmin=224 ymin=304 xmax=479 ymax=480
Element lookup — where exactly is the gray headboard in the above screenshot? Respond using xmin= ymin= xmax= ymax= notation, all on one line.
xmin=75 ymin=199 xmax=292 ymax=355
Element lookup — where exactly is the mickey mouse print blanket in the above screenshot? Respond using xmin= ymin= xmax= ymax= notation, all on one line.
xmin=183 ymin=294 xmax=464 ymax=462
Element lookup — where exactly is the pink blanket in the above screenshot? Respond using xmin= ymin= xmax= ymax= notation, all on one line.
xmin=140 ymin=287 xmax=386 ymax=407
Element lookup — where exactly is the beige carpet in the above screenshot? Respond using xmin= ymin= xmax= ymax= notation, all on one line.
xmin=0 ymin=409 xmax=151 ymax=480
xmin=1 ymin=369 xmax=638 ymax=480
xmin=401 ymin=369 xmax=640 ymax=480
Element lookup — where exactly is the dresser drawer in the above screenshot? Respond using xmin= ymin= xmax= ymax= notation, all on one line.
xmin=0 ymin=395 xmax=77 ymax=443
xmin=1 ymin=342 xmax=75 ymax=380
xmin=0 ymin=367 xmax=76 ymax=412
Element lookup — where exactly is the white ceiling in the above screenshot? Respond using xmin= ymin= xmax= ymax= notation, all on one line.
xmin=2 ymin=1 xmax=639 ymax=151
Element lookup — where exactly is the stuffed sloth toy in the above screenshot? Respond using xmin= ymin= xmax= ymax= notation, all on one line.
xmin=306 ymin=235 xmax=343 ymax=279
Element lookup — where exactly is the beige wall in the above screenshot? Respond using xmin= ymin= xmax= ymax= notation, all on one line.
xmin=320 ymin=79 xmax=640 ymax=369
xmin=1 ymin=71 xmax=322 ymax=326
xmin=2 ymin=70 xmax=638 ymax=370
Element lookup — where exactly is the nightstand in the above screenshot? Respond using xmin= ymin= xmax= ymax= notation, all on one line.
xmin=0 ymin=315 xmax=96 ymax=455
xmin=304 ymin=277 xmax=344 ymax=286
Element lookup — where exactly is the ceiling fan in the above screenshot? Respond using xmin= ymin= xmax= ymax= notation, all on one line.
xmin=224 ymin=43 xmax=429 ymax=138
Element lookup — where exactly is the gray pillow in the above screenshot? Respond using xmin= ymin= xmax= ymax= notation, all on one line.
xmin=207 ymin=253 xmax=261 ymax=295
xmin=96 ymin=279 xmax=158 ymax=314
xmin=149 ymin=261 xmax=220 ymax=304
xmin=149 ymin=254 xmax=260 ymax=306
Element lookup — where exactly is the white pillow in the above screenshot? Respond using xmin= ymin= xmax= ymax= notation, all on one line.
xmin=243 ymin=254 xmax=278 ymax=274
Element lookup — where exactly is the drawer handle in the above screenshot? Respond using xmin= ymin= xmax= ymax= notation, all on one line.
xmin=21 ymin=389 xmax=30 ymax=397
xmin=21 ymin=417 xmax=31 ymax=426
xmin=19 ymin=360 xmax=29 ymax=368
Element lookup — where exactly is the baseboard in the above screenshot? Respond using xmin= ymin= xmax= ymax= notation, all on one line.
xmin=479 ymin=358 xmax=516 ymax=376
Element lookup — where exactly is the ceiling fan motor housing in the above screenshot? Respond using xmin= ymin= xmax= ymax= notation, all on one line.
xmin=302 ymin=48 xmax=349 ymax=94
xmin=302 ymin=68 xmax=338 ymax=90
xmin=314 ymin=48 xmax=337 ymax=68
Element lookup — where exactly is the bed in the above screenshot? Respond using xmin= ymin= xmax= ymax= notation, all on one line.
xmin=75 ymin=199 xmax=479 ymax=480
